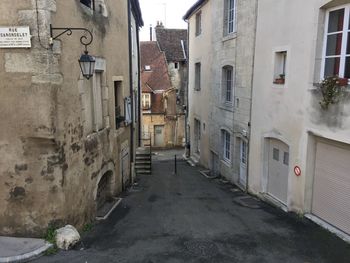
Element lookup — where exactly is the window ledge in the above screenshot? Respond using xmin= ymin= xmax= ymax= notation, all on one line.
xmin=221 ymin=158 xmax=232 ymax=167
xmin=80 ymin=3 xmax=94 ymax=16
xmin=218 ymin=104 xmax=234 ymax=112
xmin=222 ymin=32 xmax=237 ymax=42
xmin=272 ymin=83 xmax=286 ymax=89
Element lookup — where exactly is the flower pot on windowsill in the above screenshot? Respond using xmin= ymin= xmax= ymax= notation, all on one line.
xmin=337 ymin=78 xmax=348 ymax=86
xmin=273 ymin=78 xmax=285 ymax=85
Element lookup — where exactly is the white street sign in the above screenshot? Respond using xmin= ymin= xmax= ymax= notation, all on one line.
xmin=0 ymin=26 xmax=31 ymax=48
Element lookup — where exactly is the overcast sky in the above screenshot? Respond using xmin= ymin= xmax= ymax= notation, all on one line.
xmin=139 ymin=0 xmax=198 ymax=41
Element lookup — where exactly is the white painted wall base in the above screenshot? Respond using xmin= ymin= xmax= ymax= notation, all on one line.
xmin=305 ymin=214 xmax=350 ymax=244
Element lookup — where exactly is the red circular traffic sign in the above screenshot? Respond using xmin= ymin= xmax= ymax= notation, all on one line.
xmin=294 ymin=166 xmax=301 ymax=176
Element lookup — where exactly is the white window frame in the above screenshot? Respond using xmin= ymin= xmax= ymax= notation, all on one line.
xmin=223 ymin=66 xmax=233 ymax=104
xmin=195 ymin=62 xmax=201 ymax=91
xmin=142 ymin=93 xmax=151 ymax=109
xmin=227 ymin=0 xmax=236 ymax=34
xmin=196 ymin=12 xmax=202 ymax=36
xmin=222 ymin=130 xmax=231 ymax=163
xmin=321 ymin=5 xmax=350 ymax=80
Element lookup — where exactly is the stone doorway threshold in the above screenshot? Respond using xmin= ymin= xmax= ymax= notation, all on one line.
xmin=96 ymin=197 xmax=122 ymax=221
xmin=199 ymin=170 xmax=219 ymax=179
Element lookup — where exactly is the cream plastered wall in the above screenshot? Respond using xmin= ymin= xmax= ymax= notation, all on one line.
xmin=249 ymin=0 xmax=350 ymax=213
xmin=187 ymin=0 xmax=212 ymax=167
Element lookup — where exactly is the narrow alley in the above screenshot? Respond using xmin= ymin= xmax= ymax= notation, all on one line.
xmin=34 ymin=150 xmax=350 ymax=263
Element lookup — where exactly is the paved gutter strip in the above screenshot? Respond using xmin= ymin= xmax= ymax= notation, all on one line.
xmin=0 ymin=242 xmax=52 ymax=263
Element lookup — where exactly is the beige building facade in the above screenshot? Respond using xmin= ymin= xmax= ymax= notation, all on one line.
xmin=249 ymin=0 xmax=350 ymax=239
xmin=0 ymin=0 xmax=143 ymax=236
xmin=185 ymin=0 xmax=213 ymax=166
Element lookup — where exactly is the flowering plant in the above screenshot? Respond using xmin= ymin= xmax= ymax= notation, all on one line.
xmin=318 ymin=76 xmax=347 ymax=110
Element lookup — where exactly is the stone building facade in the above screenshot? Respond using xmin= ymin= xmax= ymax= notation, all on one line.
xmin=140 ymin=41 xmax=185 ymax=147
xmin=0 ymin=0 xmax=143 ymax=236
xmin=184 ymin=0 xmax=257 ymax=189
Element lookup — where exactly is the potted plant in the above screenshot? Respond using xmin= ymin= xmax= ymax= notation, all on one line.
xmin=318 ymin=76 xmax=347 ymax=110
xmin=274 ymin=74 xmax=285 ymax=84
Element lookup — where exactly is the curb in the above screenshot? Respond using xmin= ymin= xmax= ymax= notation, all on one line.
xmin=0 ymin=242 xmax=52 ymax=263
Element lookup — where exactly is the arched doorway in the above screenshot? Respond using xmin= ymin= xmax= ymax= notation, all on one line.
xmin=96 ymin=171 xmax=113 ymax=209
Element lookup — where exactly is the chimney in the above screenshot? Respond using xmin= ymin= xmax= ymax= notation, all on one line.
xmin=150 ymin=24 xmax=153 ymax=41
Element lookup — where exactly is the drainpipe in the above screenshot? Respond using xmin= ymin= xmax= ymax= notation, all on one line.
xmin=184 ymin=20 xmax=190 ymax=156
xmin=137 ymin=20 xmax=142 ymax=147
xmin=127 ymin=0 xmax=134 ymax=164
xmin=246 ymin=0 xmax=259 ymax=193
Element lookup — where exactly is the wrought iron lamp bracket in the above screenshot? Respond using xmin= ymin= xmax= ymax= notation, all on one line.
xmin=49 ymin=24 xmax=93 ymax=51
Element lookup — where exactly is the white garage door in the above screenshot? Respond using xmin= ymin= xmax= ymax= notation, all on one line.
xmin=312 ymin=140 xmax=350 ymax=235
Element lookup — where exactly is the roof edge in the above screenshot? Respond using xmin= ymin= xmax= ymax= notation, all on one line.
xmin=183 ymin=0 xmax=208 ymax=20
xmin=130 ymin=0 xmax=144 ymax=27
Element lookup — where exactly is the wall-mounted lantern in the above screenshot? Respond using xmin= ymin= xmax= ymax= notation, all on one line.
xmin=49 ymin=25 xmax=95 ymax=80
xmin=78 ymin=51 xmax=95 ymax=80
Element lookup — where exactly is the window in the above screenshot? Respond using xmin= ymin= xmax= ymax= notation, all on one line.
xmin=223 ymin=66 xmax=233 ymax=103
xmin=273 ymin=51 xmax=287 ymax=84
xmin=124 ymin=97 xmax=132 ymax=125
xmin=83 ymin=72 xmax=103 ymax=134
xmin=142 ymin=93 xmax=151 ymax=109
xmin=323 ymin=7 xmax=350 ymax=78
xmin=174 ymin=62 xmax=179 ymax=69
xmin=283 ymin=152 xmax=289 ymax=166
xmin=222 ymin=130 xmax=231 ymax=162
xmin=195 ymin=62 xmax=201 ymax=90
xmin=225 ymin=0 xmax=236 ymax=35
xmin=93 ymin=72 xmax=103 ymax=131
xmin=196 ymin=12 xmax=202 ymax=36
xmin=131 ymin=26 xmax=135 ymax=57
xmin=80 ymin=0 xmax=95 ymax=9
xmin=273 ymin=148 xmax=279 ymax=161
xmin=241 ymin=140 xmax=247 ymax=165
xmin=114 ymin=81 xmax=124 ymax=129
xmin=194 ymin=119 xmax=201 ymax=153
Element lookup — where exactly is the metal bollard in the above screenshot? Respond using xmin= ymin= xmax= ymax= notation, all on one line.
xmin=175 ymin=154 xmax=177 ymax=175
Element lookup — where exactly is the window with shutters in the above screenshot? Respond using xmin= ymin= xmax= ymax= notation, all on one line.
xmin=322 ymin=6 xmax=350 ymax=80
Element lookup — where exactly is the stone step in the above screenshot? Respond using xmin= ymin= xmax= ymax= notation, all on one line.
xmin=135 ymin=160 xmax=151 ymax=164
xmin=136 ymin=169 xmax=151 ymax=175
xmin=135 ymin=166 xmax=151 ymax=170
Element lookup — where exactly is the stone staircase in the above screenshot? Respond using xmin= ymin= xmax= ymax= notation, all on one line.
xmin=135 ymin=147 xmax=152 ymax=175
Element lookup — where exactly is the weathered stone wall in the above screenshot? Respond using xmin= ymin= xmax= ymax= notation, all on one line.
xmin=142 ymin=114 xmax=185 ymax=147
xmin=0 ymin=0 xmax=135 ymax=236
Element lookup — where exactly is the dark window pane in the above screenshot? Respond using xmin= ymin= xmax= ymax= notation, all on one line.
xmin=347 ymin=32 xmax=350 ymax=55
xmin=324 ymin=57 xmax=340 ymax=77
xmin=345 ymin=57 xmax=350 ymax=78
xmin=328 ymin=9 xmax=344 ymax=33
xmin=273 ymin=148 xmax=279 ymax=162
xmin=283 ymin=152 xmax=289 ymax=166
xmin=326 ymin=33 xmax=343 ymax=56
